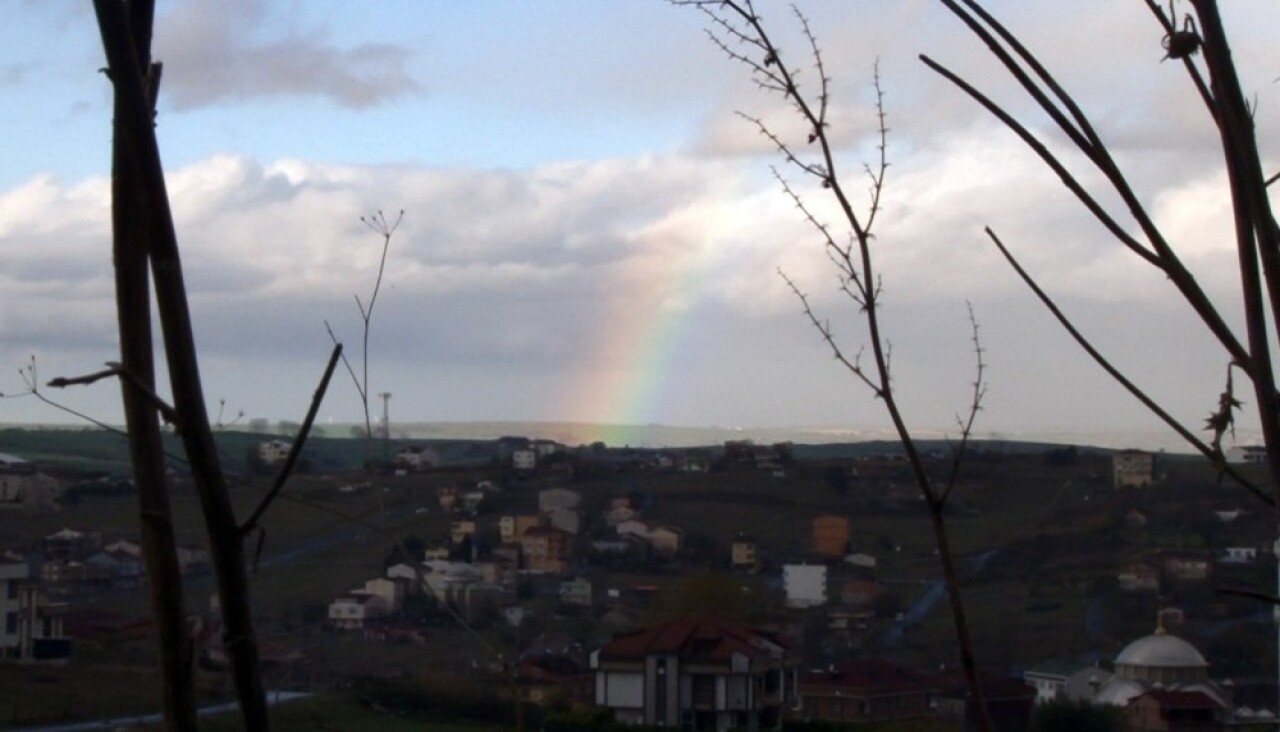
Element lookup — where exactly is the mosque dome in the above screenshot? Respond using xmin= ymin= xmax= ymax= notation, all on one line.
xmin=1093 ymin=618 xmax=1219 ymax=706
xmin=1115 ymin=631 xmax=1208 ymax=669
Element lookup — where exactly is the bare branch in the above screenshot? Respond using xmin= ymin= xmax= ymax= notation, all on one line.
xmin=986 ymin=227 xmax=1272 ymax=507
xmin=239 ymin=342 xmax=344 ymax=536
xmin=939 ymin=303 xmax=987 ymax=507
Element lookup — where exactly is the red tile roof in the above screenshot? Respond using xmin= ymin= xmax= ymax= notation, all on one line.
xmin=598 ymin=615 xmax=788 ymax=663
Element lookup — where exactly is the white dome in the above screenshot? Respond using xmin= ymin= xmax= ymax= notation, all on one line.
xmin=1115 ymin=632 xmax=1207 ymax=669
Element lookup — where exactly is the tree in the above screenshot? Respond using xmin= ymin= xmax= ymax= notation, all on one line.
xmin=919 ymin=2 xmax=1278 ymax=593
xmin=1031 ymin=700 xmax=1123 ymax=732
xmin=679 ymin=4 xmax=993 ymax=728
xmin=87 ymin=2 xmax=343 ymax=728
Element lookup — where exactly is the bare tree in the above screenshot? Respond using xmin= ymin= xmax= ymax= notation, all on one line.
xmin=326 ymin=209 xmax=403 ymax=473
xmin=921 ymin=1 xmax=1280 ymax=715
xmin=86 ymin=1 xmax=339 ymax=728
xmin=920 ymin=5 xmax=1277 ymax=511
xmin=678 ymin=3 xmax=994 ymax=729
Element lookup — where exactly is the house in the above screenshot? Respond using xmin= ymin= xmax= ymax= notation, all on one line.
xmin=1221 ymin=546 xmax=1258 ymax=564
xmin=783 ymin=564 xmax=828 ymax=608
xmin=793 ymin=660 xmax=935 ymax=725
xmin=649 ymin=525 xmax=683 ymax=557
xmin=1113 ymin=449 xmax=1155 ymax=488
xmin=560 ymin=577 xmax=594 ymax=607
xmin=394 ymin=445 xmax=438 ymax=472
xmin=546 ymin=507 xmax=582 ymax=535
xmin=513 ymin=448 xmax=538 ymax=472
xmin=1022 ymin=657 xmax=1112 ymax=705
xmin=0 ymin=562 xmax=70 ymax=663
xmin=42 ymin=528 xmax=100 ymax=561
xmin=605 ymin=503 xmax=640 ymax=527
xmin=328 ymin=592 xmax=388 ymax=630
xmin=590 ymin=615 xmax=796 ymax=731
xmin=85 ymin=549 xmax=143 ymax=588
xmin=361 ymin=577 xmax=404 ymax=613
xmin=500 ymin=514 xmax=542 ymax=544
xmin=539 ymin=487 xmax=582 ymax=513
xmin=521 ymin=526 xmax=573 ymax=575
xmin=0 ymin=453 xmax=38 ymax=505
xmin=437 ymin=486 xmax=461 ymax=512
xmin=1225 ymin=445 xmax=1267 ymax=464
xmin=1161 ymin=553 xmax=1213 ymax=588
xmin=257 ymin=439 xmax=291 ymax=467
xmin=450 ymin=519 xmax=477 ymax=545
xmin=616 ymin=520 xmax=652 ymax=542
xmin=812 ymin=515 xmax=850 ymax=559
xmin=1118 ymin=561 xmax=1160 ymax=593
xmin=532 ymin=439 xmax=565 ymax=457
xmin=731 ymin=538 xmax=761 ymax=573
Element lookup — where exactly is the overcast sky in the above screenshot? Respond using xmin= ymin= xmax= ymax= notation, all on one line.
xmin=2 ymin=1 xmax=1279 ymax=448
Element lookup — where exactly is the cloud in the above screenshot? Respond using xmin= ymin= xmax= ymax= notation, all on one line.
xmin=153 ymin=0 xmax=420 ymax=109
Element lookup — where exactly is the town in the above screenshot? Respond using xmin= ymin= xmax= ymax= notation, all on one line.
xmin=0 ymin=428 xmax=1275 ymax=731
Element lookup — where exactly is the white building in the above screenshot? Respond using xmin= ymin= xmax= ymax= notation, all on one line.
xmin=539 ymin=487 xmax=582 ymax=513
xmin=1 ymin=561 xmax=69 ymax=662
xmin=513 ymin=448 xmax=537 ymax=472
xmin=782 ymin=564 xmax=828 ymax=608
xmin=328 ymin=592 xmax=388 ymax=630
xmin=257 ymin=440 xmax=292 ymax=466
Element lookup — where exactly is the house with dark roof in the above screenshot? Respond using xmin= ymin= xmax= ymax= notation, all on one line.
xmin=590 ymin=616 xmax=795 ymax=731
xmin=793 ymin=660 xmax=935 ymax=725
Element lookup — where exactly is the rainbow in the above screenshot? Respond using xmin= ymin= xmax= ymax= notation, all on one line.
xmin=566 ymin=206 xmax=732 ymax=445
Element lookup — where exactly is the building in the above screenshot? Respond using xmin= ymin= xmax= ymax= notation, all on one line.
xmin=1 ymin=562 xmax=70 ymax=663
xmin=648 ymin=525 xmax=683 ymax=557
xmin=731 ymin=538 xmax=760 ymax=573
xmin=539 ymin=487 xmax=582 ymax=513
xmin=1113 ymin=449 xmax=1155 ymax=488
xmin=1225 ymin=445 xmax=1267 ymax=464
xmin=257 ymin=439 xmax=292 ymax=467
xmin=794 ymin=660 xmax=935 ymax=725
xmin=394 ymin=445 xmax=438 ymax=472
xmin=499 ymin=514 xmax=542 ymax=544
xmin=521 ymin=526 xmax=573 ymax=574
xmin=513 ymin=448 xmax=537 ymax=472
xmin=811 ymin=515 xmax=850 ymax=558
xmin=590 ymin=616 xmax=795 ymax=731
xmin=782 ymin=564 xmax=827 ymax=608
xmin=1090 ymin=619 xmax=1232 ymax=731
xmin=0 ymin=453 xmax=51 ymax=507
xmin=560 ymin=576 xmax=594 ymax=608
xmin=327 ymin=592 xmax=388 ymax=630
xmin=546 ymin=507 xmax=582 ymax=535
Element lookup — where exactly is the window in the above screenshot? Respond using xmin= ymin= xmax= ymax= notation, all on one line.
xmin=6 ymin=581 xmax=16 ymax=599
xmin=5 ymin=612 xmax=16 ymax=634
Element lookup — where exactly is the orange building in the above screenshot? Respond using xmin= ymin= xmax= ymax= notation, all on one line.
xmin=521 ymin=526 xmax=572 ymax=574
xmin=812 ymin=515 xmax=850 ymax=559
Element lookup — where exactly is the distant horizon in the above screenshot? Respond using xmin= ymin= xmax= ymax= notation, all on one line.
xmin=1 ymin=418 xmax=1254 ymax=454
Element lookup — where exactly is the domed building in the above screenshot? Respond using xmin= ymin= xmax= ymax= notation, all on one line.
xmin=1093 ymin=619 xmax=1231 ymax=731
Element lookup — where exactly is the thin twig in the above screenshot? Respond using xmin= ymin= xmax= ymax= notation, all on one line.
xmin=986 ymin=227 xmax=1272 ymax=507
xmin=239 ymin=342 xmax=344 ymax=536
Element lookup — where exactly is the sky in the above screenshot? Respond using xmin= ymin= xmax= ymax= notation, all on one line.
xmin=2 ymin=1 xmax=1280 ymax=448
